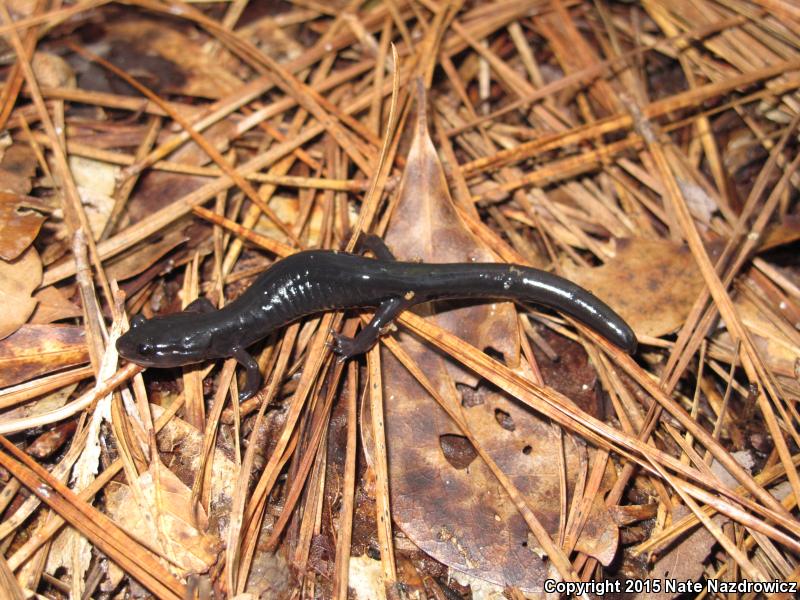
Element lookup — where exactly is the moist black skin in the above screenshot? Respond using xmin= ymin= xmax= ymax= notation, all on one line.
xmin=117 ymin=247 xmax=637 ymax=400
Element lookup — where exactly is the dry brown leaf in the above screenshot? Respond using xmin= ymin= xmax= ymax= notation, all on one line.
xmin=151 ymin=404 xmax=237 ymax=539
xmin=0 ymin=324 xmax=88 ymax=387
xmin=563 ymin=238 xmax=705 ymax=338
xmin=98 ymin=402 xmax=238 ymax=592
xmin=102 ymin=19 xmax=242 ymax=99
xmin=29 ymin=285 xmax=82 ymax=324
xmin=632 ymin=507 xmax=720 ymax=600
xmin=0 ymin=246 xmax=42 ymax=340
xmin=0 ymin=145 xmax=37 ymax=196
xmin=368 ymin=92 xmax=617 ymax=590
xmin=32 ymin=51 xmax=76 ymax=88
xmin=0 ymin=192 xmax=47 ymax=260
xmin=384 ymin=96 xmax=520 ymax=377
xmin=368 ymin=338 xmax=618 ymax=591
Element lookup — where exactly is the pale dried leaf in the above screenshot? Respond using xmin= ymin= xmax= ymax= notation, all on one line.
xmin=0 ymin=246 xmax=42 ymax=340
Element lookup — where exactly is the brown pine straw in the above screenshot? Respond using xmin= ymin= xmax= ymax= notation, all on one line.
xmin=4 ymin=0 xmax=800 ymax=594
xmin=0 ymin=436 xmax=185 ymax=599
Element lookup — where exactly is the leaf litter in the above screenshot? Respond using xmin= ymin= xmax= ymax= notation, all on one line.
xmin=0 ymin=1 xmax=799 ymax=599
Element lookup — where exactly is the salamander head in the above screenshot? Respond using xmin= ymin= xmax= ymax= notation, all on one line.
xmin=116 ymin=313 xmax=215 ymax=368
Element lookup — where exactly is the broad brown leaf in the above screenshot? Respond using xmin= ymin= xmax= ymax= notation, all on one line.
xmin=0 ymin=145 xmax=37 ymax=196
xmin=0 ymin=324 xmax=88 ymax=387
xmin=563 ymin=238 xmax=705 ymax=338
xmin=0 ymin=247 xmax=42 ymax=340
xmin=102 ymin=20 xmax=242 ymax=99
xmin=29 ymin=285 xmax=82 ymax=324
xmin=369 ymin=337 xmax=618 ymax=590
xmin=370 ymin=91 xmax=618 ymax=590
xmin=383 ymin=95 xmax=519 ymax=377
xmin=0 ymin=192 xmax=47 ymax=260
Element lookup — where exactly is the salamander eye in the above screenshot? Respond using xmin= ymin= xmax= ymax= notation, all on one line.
xmin=137 ymin=343 xmax=154 ymax=356
xmin=130 ymin=315 xmax=146 ymax=329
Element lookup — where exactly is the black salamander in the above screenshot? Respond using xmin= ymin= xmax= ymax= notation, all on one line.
xmin=117 ymin=243 xmax=637 ymax=400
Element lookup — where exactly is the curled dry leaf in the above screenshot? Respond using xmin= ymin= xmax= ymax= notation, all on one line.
xmin=67 ymin=156 xmax=119 ymax=240
xmin=32 ymin=51 xmax=76 ymax=88
xmin=151 ymin=404 xmax=237 ymax=539
xmin=367 ymin=89 xmax=617 ymax=590
xmin=0 ymin=246 xmax=42 ymax=340
xmin=104 ymin=465 xmax=221 ymax=574
xmin=563 ymin=238 xmax=705 ymax=338
xmin=0 ymin=324 xmax=88 ymax=387
xmin=99 ymin=403 xmax=237 ymax=592
xmin=716 ymin=295 xmax=799 ymax=378
xmin=0 ymin=192 xmax=48 ymax=261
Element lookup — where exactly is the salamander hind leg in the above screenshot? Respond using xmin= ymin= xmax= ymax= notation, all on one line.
xmin=356 ymin=233 xmax=396 ymax=261
xmin=331 ymin=295 xmax=414 ymax=361
xmin=233 ymin=347 xmax=261 ymax=400
xmin=183 ymin=297 xmax=216 ymax=314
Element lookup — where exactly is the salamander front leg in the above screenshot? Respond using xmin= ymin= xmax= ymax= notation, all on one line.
xmin=233 ymin=347 xmax=261 ymax=400
xmin=331 ymin=294 xmax=414 ymax=360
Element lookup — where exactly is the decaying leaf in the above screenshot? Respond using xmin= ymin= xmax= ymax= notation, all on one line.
xmin=369 ymin=338 xmax=618 ymax=591
xmin=367 ymin=90 xmax=617 ymax=591
xmin=0 ymin=246 xmax=42 ymax=340
xmin=0 ymin=324 xmax=88 ymax=387
xmin=563 ymin=238 xmax=706 ymax=338
xmin=0 ymin=192 xmax=48 ymax=260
